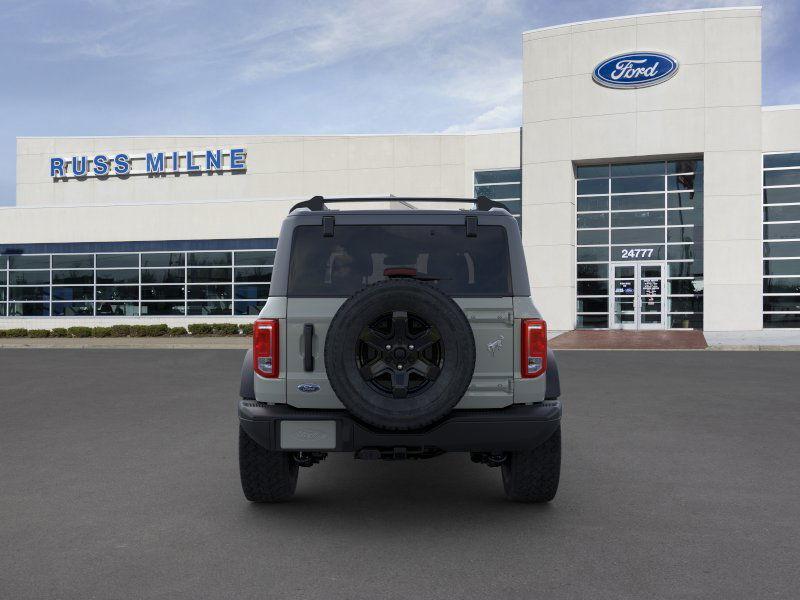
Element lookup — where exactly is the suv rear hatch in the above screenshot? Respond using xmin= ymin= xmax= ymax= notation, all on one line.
xmin=283 ymin=220 xmax=516 ymax=409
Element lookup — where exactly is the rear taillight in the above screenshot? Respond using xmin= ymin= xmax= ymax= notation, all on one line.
xmin=253 ymin=319 xmax=279 ymax=378
xmin=521 ymin=318 xmax=547 ymax=378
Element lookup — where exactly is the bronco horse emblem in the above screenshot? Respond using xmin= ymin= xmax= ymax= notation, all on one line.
xmin=487 ymin=335 xmax=504 ymax=356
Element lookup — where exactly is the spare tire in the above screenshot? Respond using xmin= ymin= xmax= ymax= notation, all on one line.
xmin=324 ymin=278 xmax=475 ymax=430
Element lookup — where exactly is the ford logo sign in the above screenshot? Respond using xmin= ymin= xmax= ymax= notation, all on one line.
xmin=297 ymin=383 xmax=320 ymax=393
xmin=593 ymin=52 xmax=678 ymax=89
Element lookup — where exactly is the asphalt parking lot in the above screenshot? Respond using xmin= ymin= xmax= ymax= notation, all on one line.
xmin=1 ymin=349 xmax=798 ymax=600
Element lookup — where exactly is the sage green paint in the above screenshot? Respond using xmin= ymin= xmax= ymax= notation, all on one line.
xmin=253 ymin=295 xmax=548 ymax=409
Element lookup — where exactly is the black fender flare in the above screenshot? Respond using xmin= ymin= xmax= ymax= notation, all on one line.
xmin=240 ymin=349 xmax=255 ymax=400
xmin=545 ymin=349 xmax=561 ymax=400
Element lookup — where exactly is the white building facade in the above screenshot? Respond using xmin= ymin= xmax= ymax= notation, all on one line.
xmin=2 ymin=6 xmax=800 ymax=333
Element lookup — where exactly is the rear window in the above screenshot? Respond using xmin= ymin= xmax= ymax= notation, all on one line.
xmin=287 ymin=225 xmax=512 ymax=297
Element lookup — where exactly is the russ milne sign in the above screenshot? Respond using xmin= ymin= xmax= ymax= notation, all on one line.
xmin=50 ymin=148 xmax=246 ymax=179
xmin=593 ymin=52 xmax=678 ymax=89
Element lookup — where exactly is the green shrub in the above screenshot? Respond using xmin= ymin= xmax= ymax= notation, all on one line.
xmin=5 ymin=328 xmax=29 ymax=338
xmin=129 ymin=324 xmax=169 ymax=337
xmin=188 ymin=323 xmax=243 ymax=336
xmin=109 ymin=324 xmax=132 ymax=337
xmin=240 ymin=323 xmax=254 ymax=336
xmin=168 ymin=326 xmax=188 ymax=336
xmin=146 ymin=324 xmax=169 ymax=337
xmin=130 ymin=325 xmax=148 ymax=337
xmin=28 ymin=329 xmax=51 ymax=338
xmin=212 ymin=323 xmax=239 ymax=336
xmin=67 ymin=326 xmax=92 ymax=338
xmin=92 ymin=327 xmax=113 ymax=338
xmin=50 ymin=328 xmax=69 ymax=338
xmin=188 ymin=323 xmax=214 ymax=336
xmin=0 ymin=330 xmax=6 ymax=338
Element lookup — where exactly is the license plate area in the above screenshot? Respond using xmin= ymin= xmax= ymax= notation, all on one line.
xmin=279 ymin=420 xmax=337 ymax=450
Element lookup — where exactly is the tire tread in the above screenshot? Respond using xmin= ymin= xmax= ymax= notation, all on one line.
xmin=502 ymin=426 xmax=561 ymax=503
xmin=239 ymin=426 xmax=299 ymax=502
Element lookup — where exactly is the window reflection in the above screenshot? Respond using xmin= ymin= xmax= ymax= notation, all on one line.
xmin=474 ymin=169 xmax=522 ymax=225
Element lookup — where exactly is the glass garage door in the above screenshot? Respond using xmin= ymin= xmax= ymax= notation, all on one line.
xmin=576 ymin=159 xmax=704 ymax=330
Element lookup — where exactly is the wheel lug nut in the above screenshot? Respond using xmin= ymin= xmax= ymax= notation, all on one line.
xmin=385 ymin=344 xmax=392 ymax=350
xmin=408 ymin=344 xmax=414 ymax=350
xmin=397 ymin=364 xmax=403 ymax=369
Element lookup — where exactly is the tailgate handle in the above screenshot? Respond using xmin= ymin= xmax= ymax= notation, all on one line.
xmin=303 ymin=324 xmax=314 ymax=371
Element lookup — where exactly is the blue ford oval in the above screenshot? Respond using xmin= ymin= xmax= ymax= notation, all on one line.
xmin=593 ymin=52 xmax=679 ymax=89
xmin=297 ymin=383 xmax=320 ymax=393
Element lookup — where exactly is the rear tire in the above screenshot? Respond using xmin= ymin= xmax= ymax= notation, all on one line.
xmin=239 ymin=426 xmax=299 ymax=502
xmin=501 ymin=425 xmax=561 ymax=503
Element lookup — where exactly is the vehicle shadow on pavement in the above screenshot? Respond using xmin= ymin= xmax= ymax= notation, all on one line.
xmin=238 ymin=453 xmax=557 ymax=529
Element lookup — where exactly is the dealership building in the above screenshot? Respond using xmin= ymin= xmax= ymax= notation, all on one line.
xmin=2 ymin=6 xmax=800 ymax=334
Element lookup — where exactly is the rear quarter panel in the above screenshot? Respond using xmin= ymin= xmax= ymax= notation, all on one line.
xmin=453 ymin=297 xmax=515 ymax=409
xmin=284 ymin=297 xmax=347 ymax=409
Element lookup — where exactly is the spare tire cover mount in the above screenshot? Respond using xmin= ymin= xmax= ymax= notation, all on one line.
xmin=324 ymin=278 xmax=476 ymax=431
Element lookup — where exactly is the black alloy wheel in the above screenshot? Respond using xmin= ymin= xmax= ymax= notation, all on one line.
xmin=356 ymin=310 xmax=443 ymax=399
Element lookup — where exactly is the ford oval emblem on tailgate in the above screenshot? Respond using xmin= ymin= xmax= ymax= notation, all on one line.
xmin=297 ymin=383 xmax=320 ymax=393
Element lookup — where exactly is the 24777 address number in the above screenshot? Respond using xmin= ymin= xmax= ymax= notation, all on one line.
xmin=620 ymin=247 xmax=655 ymax=259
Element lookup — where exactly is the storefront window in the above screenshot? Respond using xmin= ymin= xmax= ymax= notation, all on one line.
xmin=575 ymin=159 xmax=704 ymax=330
xmin=474 ymin=169 xmax=521 ymax=227
xmin=764 ymin=152 xmax=800 ymax=328
xmin=0 ymin=242 xmax=275 ymax=318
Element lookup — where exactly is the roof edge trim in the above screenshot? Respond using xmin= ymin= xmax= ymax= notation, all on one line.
xmin=522 ymin=5 xmax=762 ymax=36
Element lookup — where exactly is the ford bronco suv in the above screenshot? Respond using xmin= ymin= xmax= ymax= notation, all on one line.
xmin=238 ymin=196 xmax=562 ymax=502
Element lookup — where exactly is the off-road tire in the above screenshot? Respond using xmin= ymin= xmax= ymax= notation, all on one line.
xmin=501 ymin=425 xmax=561 ymax=503
xmin=239 ymin=426 xmax=299 ymax=502
xmin=325 ymin=278 xmax=475 ymax=431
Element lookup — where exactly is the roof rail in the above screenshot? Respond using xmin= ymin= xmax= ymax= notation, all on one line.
xmin=289 ymin=195 xmax=507 ymax=213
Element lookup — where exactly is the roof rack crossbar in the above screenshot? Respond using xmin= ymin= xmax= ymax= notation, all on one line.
xmin=290 ymin=195 xmax=506 ymax=213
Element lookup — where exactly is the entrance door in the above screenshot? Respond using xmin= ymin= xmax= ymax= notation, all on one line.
xmin=637 ymin=263 xmax=666 ymax=330
xmin=611 ymin=263 xmax=637 ymax=329
xmin=610 ymin=262 xmax=666 ymax=330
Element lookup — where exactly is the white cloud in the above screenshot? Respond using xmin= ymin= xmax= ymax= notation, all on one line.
xmin=237 ymin=0 xmax=489 ymax=81
xmin=442 ymin=102 xmax=521 ymax=132
xmin=437 ymin=54 xmax=522 ymax=132
xmin=30 ymin=1 xmax=193 ymax=60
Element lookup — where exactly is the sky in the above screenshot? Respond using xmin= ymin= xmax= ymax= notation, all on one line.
xmin=1 ymin=0 xmax=798 ymax=206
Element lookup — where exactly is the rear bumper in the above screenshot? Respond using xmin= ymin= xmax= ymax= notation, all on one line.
xmin=238 ymin=400 xmax=562 ymax=453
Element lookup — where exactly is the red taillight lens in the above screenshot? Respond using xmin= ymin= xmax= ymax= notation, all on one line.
xmin=521 ymin=318 xmax=547 ymax=378
xmin=253 ymin=319 xmax=279 ymax=378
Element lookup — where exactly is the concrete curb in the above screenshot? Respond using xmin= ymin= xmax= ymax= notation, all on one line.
xmin=707 ymin=344 xmax=800 ymax=351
